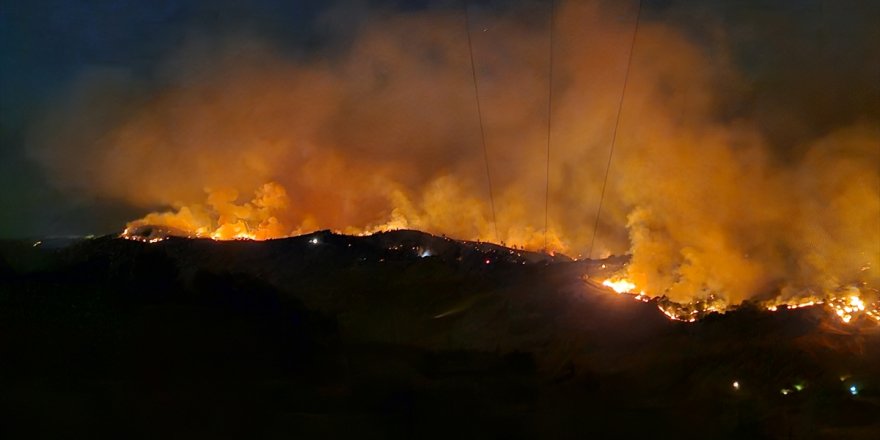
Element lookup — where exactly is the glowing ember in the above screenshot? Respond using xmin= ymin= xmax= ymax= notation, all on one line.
xmin=823 ymin=292 xmax=869 ymax=324
xmin=601 ymin=278 xmax=638 ymax=294
xmin=211 ymin=231 xmax=257 ymax=241
xmin=596 ymin=273 xmax=879 ymax=326
xmin=762 ymin=287 xmax=879 ymax=325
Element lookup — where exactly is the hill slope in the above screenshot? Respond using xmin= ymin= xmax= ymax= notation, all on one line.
xmin=1 ymin=231 xmax=878 ymax=439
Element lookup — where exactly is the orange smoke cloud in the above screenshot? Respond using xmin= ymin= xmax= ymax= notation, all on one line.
xmin=29 ymin=1 xmax=879 ymax=307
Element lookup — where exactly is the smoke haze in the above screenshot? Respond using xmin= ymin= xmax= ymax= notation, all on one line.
xmin=26 ymin=1 xmax=880 ymax=306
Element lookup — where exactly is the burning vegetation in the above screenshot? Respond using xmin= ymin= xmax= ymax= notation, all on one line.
xmin=32 ymin=1 xmax=879 ymax=320
xmin=599 ymin=274 xmax=880 ymax=325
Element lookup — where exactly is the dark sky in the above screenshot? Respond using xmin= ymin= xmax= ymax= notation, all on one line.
xmin=0 ymin=0 xmax=330 ymax=236
xmin=1 ymin=0 xmax=877 ymax=238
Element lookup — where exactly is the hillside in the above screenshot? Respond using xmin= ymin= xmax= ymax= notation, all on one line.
xmin=1 ymin=231 xmax=878 ymax=439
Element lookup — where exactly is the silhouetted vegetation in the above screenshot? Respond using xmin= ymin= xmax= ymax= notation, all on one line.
xmin=1 ymin=234 xmax=878 ymax=439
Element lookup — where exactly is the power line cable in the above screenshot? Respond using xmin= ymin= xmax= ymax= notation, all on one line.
xmin=543 ymin=0 xmax=556 ymax=252
xmin=588 ymin=0 xmax=642 ymax=259
xmin=464 ymin=2 xmax=499 ymax=243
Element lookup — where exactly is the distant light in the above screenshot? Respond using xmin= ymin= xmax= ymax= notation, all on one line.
xmin=794 ymin=383 xmax=804 ymax=392
xmin=485 ymin=259 xmax=491 ymax=264
xmin=732 ymin=381 xmax=740 ymax=390
xmin=33 ymin=241 xmax=42 ymax=247
xmin=850 ymin=385 xmax=858 ymax=396
xmin=419 ymin=249 xmax=432 ymax=258
xmin=780 ymin=389 xmax=791 ymax=396
xmin=309 ymin=238 xmax=319 ymax=245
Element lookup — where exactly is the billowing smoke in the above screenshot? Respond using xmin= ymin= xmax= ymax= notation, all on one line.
xmin=29 ymin=1 xmax=879 ymax=307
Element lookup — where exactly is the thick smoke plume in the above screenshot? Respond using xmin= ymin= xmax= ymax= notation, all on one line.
xmin=30 ymin=1 xmax=879 ymax=307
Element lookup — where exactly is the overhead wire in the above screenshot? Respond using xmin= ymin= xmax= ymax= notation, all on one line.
xmin=543 ymin=0 xmax=556 ymax=252
xmin=464 ymin=2 xmax=499 ymax=243
xmin=588 ymin=0 xmax=642 ymax=259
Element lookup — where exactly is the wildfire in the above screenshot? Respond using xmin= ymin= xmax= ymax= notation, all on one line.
xmin=597 ymin=275 xmax=880 ymax=325
xmin=827 ymin=293 xmax=867 ymax=324
xmin=602 ymin=278 xmax=638 ymax=294
xmin=120 ymin=225 xmax=258 ymax=243
xmin=211 ymin=231 xmax=258 ymax=241
xmin=597 ymin=276 xmax=723 ymax=321
xmin=762 ymin=286 xmax=880 ymax=324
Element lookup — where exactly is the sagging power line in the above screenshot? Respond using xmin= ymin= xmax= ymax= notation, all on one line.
xmin=543 ymin=0 xmax=556 ymax=252
xmin=464 ymin=2 xmax=499 ymax=243
xmin=589 ymin=0 xmax=642 ymax=259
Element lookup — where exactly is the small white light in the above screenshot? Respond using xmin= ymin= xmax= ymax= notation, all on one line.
xmin=309 ymin=238 xmax=319 ymax=245
xmin=850 ymin=385 xmax=858 ymax=396
xmin=732 ymin=381 xmax=740 ymax=390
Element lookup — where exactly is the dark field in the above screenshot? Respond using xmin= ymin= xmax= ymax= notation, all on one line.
xmin=2 ymin=231 xmax=879 ymax=439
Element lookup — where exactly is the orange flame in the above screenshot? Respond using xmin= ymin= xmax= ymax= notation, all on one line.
xmin=597 ymin=275 xmax=879 ymax=325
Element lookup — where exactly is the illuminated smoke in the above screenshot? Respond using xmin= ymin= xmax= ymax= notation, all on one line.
xmin=29 ymin=1 xmax=879 ymax=307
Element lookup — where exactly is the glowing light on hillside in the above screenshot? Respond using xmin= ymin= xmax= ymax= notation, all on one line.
xmin=602 ymin=278 xmax=637 ymax=294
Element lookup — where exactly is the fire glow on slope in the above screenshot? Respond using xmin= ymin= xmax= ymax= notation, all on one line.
xmin=599 ymin=276 xmax=880 ymax=325
xmin=122 ymin=183 xmax=290 ymax=241
xmin=33 ymin=2 xmax=878 ymax=315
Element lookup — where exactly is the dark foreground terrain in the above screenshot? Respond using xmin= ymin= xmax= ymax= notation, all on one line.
xmin=2 ymin=231 xmax=879 ymax=439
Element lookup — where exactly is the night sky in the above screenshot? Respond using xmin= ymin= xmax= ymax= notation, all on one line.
xmin=1 ymin=0 xmax=878 ymax=238
xmin=1 ymin=0 xmax=330 ymax=236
